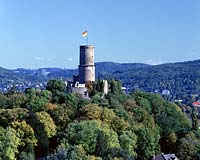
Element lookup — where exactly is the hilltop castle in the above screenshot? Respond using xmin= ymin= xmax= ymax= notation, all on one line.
xmin=67 ymin=45 xmax=95 ymax=98
xmin=67 ymin=44 xmax=108 ymax=98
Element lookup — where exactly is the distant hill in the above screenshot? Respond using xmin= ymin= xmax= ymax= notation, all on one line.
xmin=96 ymin=60 xmax=200 ymax=104
xmin=1 ymin=60 xmax=200 ymax=104
xmin=98 ymin=60 xmax=200 ymax=104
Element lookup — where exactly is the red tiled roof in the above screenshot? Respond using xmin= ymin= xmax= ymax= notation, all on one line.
xmin=192 ymin=102 xmax=200 ymax=107
xmin=193 ymin=102 xmax=200 ymax=105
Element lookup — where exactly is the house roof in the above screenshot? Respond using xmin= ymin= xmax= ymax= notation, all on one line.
xmin=152 ymin=153 xmax=179 ymax=160
xmin=192 ymin=102 xmax=200 ymax=107
xmin=163 ymin=154 xmax=178 ymax=160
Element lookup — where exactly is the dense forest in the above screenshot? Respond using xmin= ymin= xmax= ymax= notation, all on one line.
xmin=0 ymin=79 xmax=200 ymax=160
xmin=1 ymin=60 xmax=200 ymax=105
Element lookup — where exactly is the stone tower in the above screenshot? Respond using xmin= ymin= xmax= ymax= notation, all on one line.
xmin=79 ymin=45 xmax=95 ymax=84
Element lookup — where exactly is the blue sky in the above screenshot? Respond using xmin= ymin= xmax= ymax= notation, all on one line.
xmin=0 ymin=0 xmax=200 ymax=69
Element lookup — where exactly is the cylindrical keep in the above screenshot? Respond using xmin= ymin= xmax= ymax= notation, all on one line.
xmin=79 ymin=45 xmax=95 ymax=84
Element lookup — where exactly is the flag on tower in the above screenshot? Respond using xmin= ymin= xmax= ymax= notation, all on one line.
xmin=82 ymin=30 xmax=88 ymax=37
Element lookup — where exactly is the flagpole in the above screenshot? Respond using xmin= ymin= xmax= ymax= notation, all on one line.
xmin=82 ymin=30 xmax=88 ymax=45
xmin=86 ymin=33 xmax=88 ymax=45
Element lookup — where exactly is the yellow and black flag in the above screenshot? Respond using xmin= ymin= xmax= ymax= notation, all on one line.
xmin=82 ymin=30 xmax=88 ymax=37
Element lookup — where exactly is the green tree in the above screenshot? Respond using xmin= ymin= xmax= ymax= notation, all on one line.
xmin=96 ymin=80 xmax=104 ymax=93
xmin=47 ymin=144 xmax=88 ymax=160
xmin=96 ymin=124 xmax=121 ymax=157
xmin=109 ymin=80 xmax=123 ymax=95
xmin=46 ymin=103 xmax=75 ymax=131
xmin=88 ymin=155 xmax=103 ymax=160
xmin=0 ymin=93 xmax=10 ymax=109
xmin=65 ymin=93 xmax=79 ymax=108
xmin=66 ymin=144 xmax=88 ymax=160
xmin=136 ymin=126 xmax=160 ymax=160
xmin=31 ymin=111 xmax=56 ymax=148
xmin=191 ymin=108 xmax=198 ymax=130
xmin=101 ymin=108 xmax=116 ymax=124
xmin=0 ymin=127 xmax=20 ymax=160
xmin=0 ymin=108 xmax=29 ymax=127
xmin=91 ymin=94 xmax=109 ymax=107
xmin=157 ymin=102 xmax=190 ymax=136
xmin=46 ymin=79 xmax=66 ymax=93
xmin=160 ymin=131 xmax=177 ymax=153
xmin=137 ymin=97 xmax=151 ymax=113
xmin=176 ymin=132 xmax=199 ymax=160
xmin=46 ymin=79 xmax=66 ymax=103
xmin=8 ymin=93 xmax=26 ymax=108
xmin=61 ymin=120 xmax=123 ymax=159
xmin=119 ymin=130 xmax=137 ymax=157
xmin=81 ymin=104 xmax=102 ymax=120
xmin=25 ymin=89 xmax=52 ymax=112
xmin=65 ymin=120 xmax=101 ymax=153
xmin=11 ymin=121 xmax=37 ymax=156
xmin=133 ymin=91 xmax=165 ymax=118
